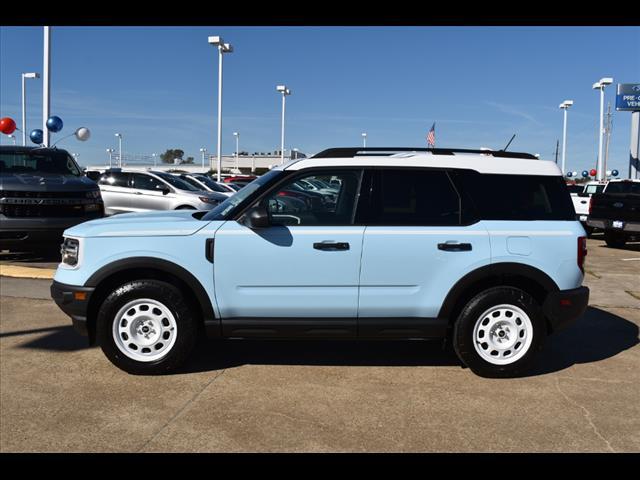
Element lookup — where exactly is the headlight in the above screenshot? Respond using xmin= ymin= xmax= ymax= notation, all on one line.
xmin=60 ymin=238 xmax=80 ymax=267
xmin=85 ymin=190 xmax=101 ymax=199
xmin=199 ymin=196 xmax=219 ymax=205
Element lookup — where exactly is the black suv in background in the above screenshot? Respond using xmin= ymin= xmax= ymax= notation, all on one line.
xmin=0 ymin=146 xmax=104 ymax=252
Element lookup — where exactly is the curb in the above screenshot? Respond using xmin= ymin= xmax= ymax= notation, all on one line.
xmin=0 ymin=265 xmax=55 ymax=280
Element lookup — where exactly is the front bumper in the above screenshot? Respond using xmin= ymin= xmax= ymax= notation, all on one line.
xmin=542 ymin=286 xmax=590 ymax=333
xmin=0 ymin=213 xmax=102 ymax=249
xmin=50 ymin=280 xmax=95 ymax=337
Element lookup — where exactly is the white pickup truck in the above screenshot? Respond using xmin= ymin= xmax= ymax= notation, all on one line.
xmin=571 ymin=181 xmax=607 ymax=235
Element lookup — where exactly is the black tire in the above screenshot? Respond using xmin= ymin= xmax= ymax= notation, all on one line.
xmin=604 ymin=230 xmax=627 ymax=248
xmin=452 ymin=286 xmax=546 ymax=378
xmin=583 ymin=225 xmax=594 ymax=237
xmin=96 ymin=279 xmax=198 ymax=375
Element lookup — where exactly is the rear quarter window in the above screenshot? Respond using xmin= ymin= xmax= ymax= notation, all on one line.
xmin=451 ymin=170 xmax=575 ymax=221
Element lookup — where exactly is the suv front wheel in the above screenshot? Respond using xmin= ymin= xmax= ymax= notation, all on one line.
xmin=96 ymin=279 xmax=198 ymax=375
xmin=453 ymin=287 xmax=545 ymax=378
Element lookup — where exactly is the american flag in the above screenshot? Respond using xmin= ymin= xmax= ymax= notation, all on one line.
xmin=426 ymin=122 xmax=436 ymax=147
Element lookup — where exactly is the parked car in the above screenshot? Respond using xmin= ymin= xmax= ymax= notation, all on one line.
xmin=571 ymin=181 xmax=607 ymax=235
xmin=177 ymin=173 xmax=235 ymax=197
xmin=587 ymin=179 xmax=640 ymax=248
xmin=52 ymin=146 xmax=589 ymax=378
xmin=97 ymin=168 xmax=226 ymax=215
xmin=0 ymin=146 xmax=104 ymax=252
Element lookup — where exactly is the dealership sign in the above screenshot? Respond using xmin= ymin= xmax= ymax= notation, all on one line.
xmin=616 ymin=83 xmax=640 ymax=111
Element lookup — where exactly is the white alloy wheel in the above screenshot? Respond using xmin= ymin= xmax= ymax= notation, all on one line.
xmin=472 ymin=304 xmax=534 ymax=365
xmin=112 ymin=298 xmax=178 ymax=362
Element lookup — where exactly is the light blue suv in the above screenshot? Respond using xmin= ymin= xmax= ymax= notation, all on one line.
xmin=51 ymin=147 xmax=589 ymax=377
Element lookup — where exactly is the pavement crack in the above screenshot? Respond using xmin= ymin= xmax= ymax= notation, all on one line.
xmin=137 ymin=369 xmax=226 ymax=452
xmin=554 ymin=377 xmax=615 ymax=452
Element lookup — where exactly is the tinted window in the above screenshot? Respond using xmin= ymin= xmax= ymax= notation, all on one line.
xmin=451 ymin=170 xmax=574 ymax=221
xmin=605 ymin=182 xmax=640 ymax=194
xmin=99 ymin=172 xmax=130 ymax=188
xmin=261 ymin=171 xmax=360 ymax=226
xmin=153 ymin=172 xmax=199 ymax=191
xmin=585 ymin=184 xmax=605 ymax=194
xmin=132 ymin=173 xmax=164 ymax=191
xmin=566 ymin=184 xmax=584 ymax=195
xmin=360 ymin=169 xmax=461 ymax=226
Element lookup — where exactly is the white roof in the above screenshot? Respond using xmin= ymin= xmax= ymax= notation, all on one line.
xmin=280 ymin=152 xmax=562 ymax=176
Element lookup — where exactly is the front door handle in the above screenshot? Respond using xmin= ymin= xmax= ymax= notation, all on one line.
xmin=313 ymin=241 xmax=350 ymax=251
xmin=438 ymin=242 xmax=472 ymax=252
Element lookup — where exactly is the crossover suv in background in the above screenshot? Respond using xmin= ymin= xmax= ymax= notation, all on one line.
xmin=0 ymin=146 xmax=104 ymax=251
xmin=52 ymin=147 xmax=589 ymax=378
xmin=97 ymin=168 xmax=227 ymax=215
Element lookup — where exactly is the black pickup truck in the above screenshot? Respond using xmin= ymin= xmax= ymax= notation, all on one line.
xmin=0 ymin=146 xmax=104 ymax=252
xmin=587 ymin=179 xmax=640 ymax=248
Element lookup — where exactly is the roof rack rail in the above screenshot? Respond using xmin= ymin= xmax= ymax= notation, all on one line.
xmin=311 ymin=147 xmax=538 ymax=160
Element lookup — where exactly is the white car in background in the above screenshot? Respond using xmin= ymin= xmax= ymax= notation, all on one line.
xmin=177 ymin=173 xmax=236 ymax=197
xmin=571 ymin=181 xmax=607 ymax=234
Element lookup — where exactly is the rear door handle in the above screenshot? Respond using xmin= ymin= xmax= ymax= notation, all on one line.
xmin=438 ymin=242 xmax=472 ymax=252
xmin=313 ymin=241 xmax=350 ymax=251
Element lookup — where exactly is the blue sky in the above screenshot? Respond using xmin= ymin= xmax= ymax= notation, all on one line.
xmin=1 ymin=26 xmax=639 ymax=175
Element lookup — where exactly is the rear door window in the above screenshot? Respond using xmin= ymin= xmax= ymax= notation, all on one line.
xmin=357 ymin=169 xmax=461 ymax=226
xmin=99 ymin=172 xmax=130 ymax=188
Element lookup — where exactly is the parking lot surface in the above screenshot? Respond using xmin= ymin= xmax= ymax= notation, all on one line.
xmin=1 ymin=237 xmax=639 ymax=452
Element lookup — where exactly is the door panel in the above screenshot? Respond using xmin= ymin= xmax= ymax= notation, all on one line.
xmin=130 ymin=173 xmax=171 ymax=211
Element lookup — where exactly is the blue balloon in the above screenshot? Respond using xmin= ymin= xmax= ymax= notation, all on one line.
xmin=30 ymin=129 xmax=43 ymax=144
xmin=566 ymin=172 xmax=573 ymax=177
xmin=582 ymin=170 xmax=589 ymax=178
xmin=611 ymin=169 xmax=619 ymax=177
xmin=46 ymin=115 xmax=63 ymax=133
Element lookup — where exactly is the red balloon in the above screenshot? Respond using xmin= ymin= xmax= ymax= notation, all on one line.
xmin=0 ymin=117 xmax=17 ymax=135
xmin=589 ymin=169 xmax=597 ymax=177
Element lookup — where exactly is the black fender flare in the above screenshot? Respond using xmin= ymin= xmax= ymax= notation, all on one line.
xmin=437 ymin=262 xmax=559 ymax=321
xmin=85 ymin=257 xmax=216 ymax=327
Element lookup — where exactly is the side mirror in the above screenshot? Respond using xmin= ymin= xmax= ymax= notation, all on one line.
xmin=244 ymin=205 xmax=270 ymax=229
xmin=161 ymin=187 xmax=171 ymax=195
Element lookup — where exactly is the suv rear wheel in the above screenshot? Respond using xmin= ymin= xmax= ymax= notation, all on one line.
xmin=453 ymin=287 xmax=545 ymax=378
xmin=604 ymin=230 xmax=627 ymax=248
xmin=96 ymin=279 xmax=198 ymax=375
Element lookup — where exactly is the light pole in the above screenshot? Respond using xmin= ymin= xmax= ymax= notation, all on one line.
xmin=362 ymin=132 xmax=367 ymax=148
xmin=208 ymin=36 xmax=233 ymax=182
xmin=233 ymin=132 xmax=239 ymax=172
xmin=115 ymin=133 xmax=123 ymax=167
xmin=592 ymin=77 xmax=613 ymax=182
xmin=21 ymin=72 xmax=40 ymax=145
xmin=200 ymin=147 xmax=207 ymax=170
xmin=106 ymin=148 xmax=114 ymax=168
xmin=276 ymin=85 xmax=291 ymax=164
xmin=42 ymin=27 xmax=51 ymax=147
xmin=559 ymin=100 xmax=573 ymax=175
xmin=152 ymin=153 xmax=157 ymax=167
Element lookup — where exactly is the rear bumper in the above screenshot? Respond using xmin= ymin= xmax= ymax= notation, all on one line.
xmin=543 ymin=286 xmax=589 ymax=333
xmin=50 ymin=280 xmax=95 ymax=337
xmin=587 ymin=218 xmax=640 ymax=233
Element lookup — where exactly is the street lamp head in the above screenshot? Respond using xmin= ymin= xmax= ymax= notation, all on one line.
xmin=23 ymin=72 xmax=40 ymax=79
xmin=233 ymin=132 xmax=239 ymax=137
xmin=599 ymin=77 xmax=613 ymax=86
xmin=200 ymin=147 xmax=207 ymax=152
xmin=222 ymin=43 xmax=233 ymax=53
xmin=362 ymin=132 xmax=367 ymax=137
xmin=592 ymin=82 xmax=602 ymax=90
xmin=559 ymin=100 xmax=574 ymax=109
xmin=208 ymin=35 xmax=223 ymax=45
xmin=106 ymin=148 xmax=113 ymax=153
xmin=115 ymin=133 xmax=122 ymax=138
xmin=276 ymin=85 xmax=291 ymax=95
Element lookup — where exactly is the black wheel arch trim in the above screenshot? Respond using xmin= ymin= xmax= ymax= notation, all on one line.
xmin=84 ymin=257 xmax=216 ymax=328
xmin=437 ymin=262 xmax=560 ymax=321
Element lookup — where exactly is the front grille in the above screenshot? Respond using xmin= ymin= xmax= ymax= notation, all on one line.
xmin=0 ymin=204 xmax=89 ymax=218
xmin=0 ymin=190 xmax=82 ymax=199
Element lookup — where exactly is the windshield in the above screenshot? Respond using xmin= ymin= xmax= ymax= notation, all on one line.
xmin=203 ymin=169 xmax=283 ymax=220
xmin=605 ymin=182 xmax=640 ymax=195
xmin=0 ymin=150 xmax=82 ymax=176
xmin=193 ymin=175 xmax=229 ymax=193
xmin=154 ymin=172 xmax=200 ymax=191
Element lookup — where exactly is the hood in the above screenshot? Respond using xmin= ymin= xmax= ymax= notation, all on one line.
xmin=64 ymin=210 xmax=213 ymax=238
xmin=0 ymin=173 xmax=98 ymax=192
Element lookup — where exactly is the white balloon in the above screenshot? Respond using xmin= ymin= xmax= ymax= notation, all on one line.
xmin=75 ymin=127 xmax=91 ymax=141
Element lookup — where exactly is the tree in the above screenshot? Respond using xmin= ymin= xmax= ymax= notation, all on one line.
xmin=160 ymin=149 xmax=185 ymax=164
xmin=184 ymin=156 xmax=194 ymax=164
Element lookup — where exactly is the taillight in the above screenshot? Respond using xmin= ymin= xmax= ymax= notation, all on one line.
xmin=578 ymin=236 xmax=587 ymax=273
xmin=588 ymin=196 xmax=593 ymax=215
